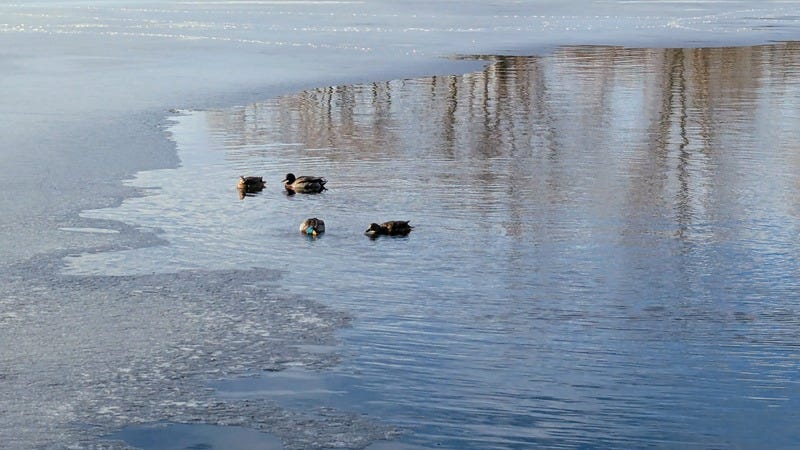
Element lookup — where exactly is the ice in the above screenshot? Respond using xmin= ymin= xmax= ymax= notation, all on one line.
xmin=3 ymin=1 xmax=798 ymax=61
xmin=59 ymin=227 xmax=121 ymax=234
xmin=0 ymin=260 xmax=394 ymax=449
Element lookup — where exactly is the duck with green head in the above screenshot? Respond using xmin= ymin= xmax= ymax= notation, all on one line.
xmin=282 ymin=173 xmax=327 ymax=194
xmin=365 ymin=221 xmax=413 ymax=237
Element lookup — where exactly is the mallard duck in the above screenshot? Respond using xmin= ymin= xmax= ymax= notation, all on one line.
xmin=299 ymin=217 xmax=325 ymax=236
xmin=237 ymin=176 xmax=266 ymax=193
xmin=365 ymin=221 xmax=413 ymax=237
xmin=282 ymin=173 xmax=327 ymax=193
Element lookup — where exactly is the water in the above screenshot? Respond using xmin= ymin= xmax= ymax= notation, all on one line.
xmin=68 ymin=43 xmax=800 ymax=448
xmin=109 ymin=423 xmax=283 ymax=450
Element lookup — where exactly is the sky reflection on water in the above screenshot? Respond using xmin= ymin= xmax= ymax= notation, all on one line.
xmin=71 ymin=43 xmax=800 ymax=448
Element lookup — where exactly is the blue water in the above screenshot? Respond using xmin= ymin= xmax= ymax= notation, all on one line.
xmin=75 ymin=44 xmax=800 ymax=448
xmin=109 ymin=424 xmax=283 ymax=450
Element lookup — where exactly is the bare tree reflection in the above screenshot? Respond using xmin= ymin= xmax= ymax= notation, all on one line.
xmin=205 ymin=43 xmax=800 ymax=256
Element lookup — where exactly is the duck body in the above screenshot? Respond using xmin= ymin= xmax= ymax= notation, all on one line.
xmin=237 ymin=176 xmax=266 ymax=193
xmin=365 ymin=221 xmax=413 ymax=237
xmin=283 ymin=173 xmax=327 ymax=194
xmin=299 ymin=217 xmax=326 ymax=236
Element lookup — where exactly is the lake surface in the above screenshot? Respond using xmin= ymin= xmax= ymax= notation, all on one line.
xmin=68 ymin=43 xmax=800 ymax=448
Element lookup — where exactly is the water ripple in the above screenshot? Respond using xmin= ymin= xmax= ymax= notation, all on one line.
xmin=67 ymin=44 xmax=800 ymax=448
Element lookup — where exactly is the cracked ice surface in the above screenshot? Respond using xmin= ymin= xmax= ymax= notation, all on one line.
xmin=0 ymin=256 xmax=394 ymax=449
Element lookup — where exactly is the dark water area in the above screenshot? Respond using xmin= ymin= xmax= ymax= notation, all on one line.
xmin=74 ymin=43 xmax=800 ymax=448
xmin=109 ymin=423 xmax=283 ymax=450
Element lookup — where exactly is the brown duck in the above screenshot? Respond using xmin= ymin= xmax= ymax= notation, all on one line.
xmin=237 ymin=176 xmax=266 ymax=193
xmin=299 ymin=218 xmax=326 ymax=236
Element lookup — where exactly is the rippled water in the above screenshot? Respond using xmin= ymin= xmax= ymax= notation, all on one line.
xmin=70 ymin=43 xmax=800 ymax=448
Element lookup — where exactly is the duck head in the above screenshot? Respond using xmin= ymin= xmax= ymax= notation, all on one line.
xmin=282 ymin=173 xmax=296 ymax=183
xmin=364 ymin=223 xmax=382 ymax=236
